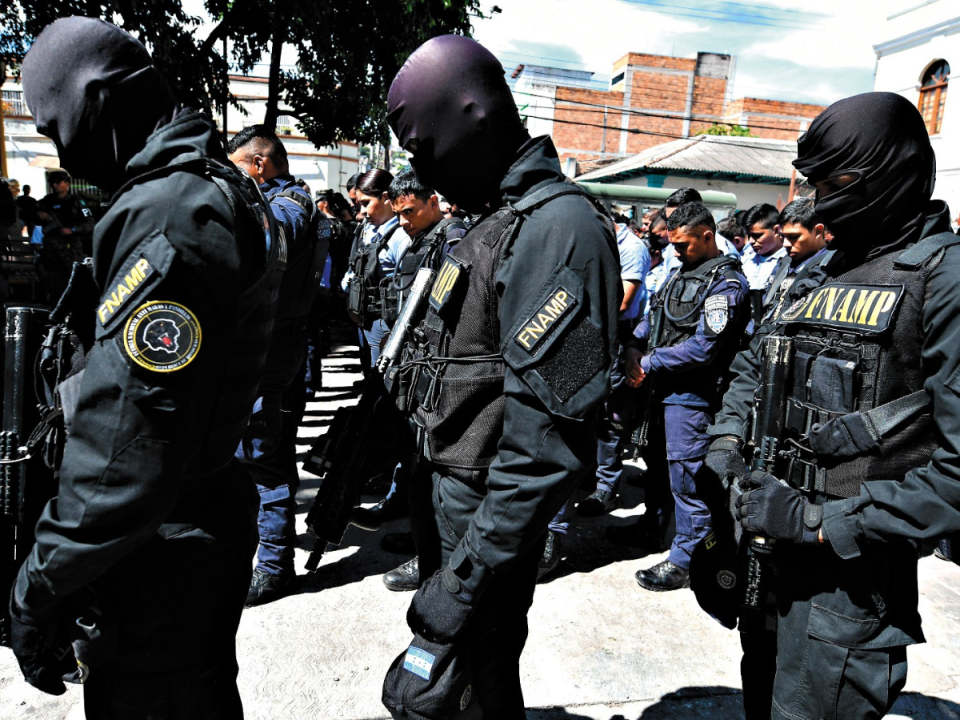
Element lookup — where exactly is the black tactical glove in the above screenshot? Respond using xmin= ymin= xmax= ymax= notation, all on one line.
xmin=704 ymin=436 xmax=747 ymax=485
xmin=8 ymin=595 xmax=70 ymax=696
xmin=735 ymin=472 xmax=822 ymax=544
xmin=407 ymin=567 xmax=475 ymax=645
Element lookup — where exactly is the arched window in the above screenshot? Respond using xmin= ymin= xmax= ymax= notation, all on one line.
xmin=919 ymin=60 xmax=949 ymax=135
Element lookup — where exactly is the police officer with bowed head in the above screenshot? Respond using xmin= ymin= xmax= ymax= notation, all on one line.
xmin=363 ymin=169 xmax=468 ymax=592
xmin=384 ymin=35 xmax=620 ymax=717
xmin=623 ymin=202 xmax=749 ymax=591
xmin=227 ymin=125 xmax=323 ymax=606
xmin=10 ymin=17 xmax=279 ymax=716
xmin=710 ymin=92 xmax=960 ymax=719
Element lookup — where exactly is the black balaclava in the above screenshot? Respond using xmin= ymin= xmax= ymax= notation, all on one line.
xmin=22 ymin=17 xmax=177 ymax=193
xmin=793 ymin=92 xmax=935 ymax=259
xmin=387 ymin=35 xmax=530 ymax=213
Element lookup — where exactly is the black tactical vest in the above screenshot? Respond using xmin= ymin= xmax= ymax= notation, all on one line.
xmin=651 ymin=254 xmax=743 ymax=350
xmin=346 ymin=223 xmax=400 ymax=326
xmin=404 ymin=182 xmax=613 ymax=483
xmin=381 ymin=217 xmax=466 ymax=327
xmin=759 ymin=237 xmax=955 ymax=499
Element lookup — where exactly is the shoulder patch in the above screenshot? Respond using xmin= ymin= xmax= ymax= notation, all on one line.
xmin=403 ymin=646 xmax=435 ymax=681
xmin=120 ymin=301 xmax=201 ymax=372
xmin=704 ymin=295 xmax=729 ymax=335
xmin=429 ymin=255 xmax=468 ymax=312
xmin=514 ymin=286 xmax=578 ymax=353
xmin=97 ymin=256 xmax=158 ymax=326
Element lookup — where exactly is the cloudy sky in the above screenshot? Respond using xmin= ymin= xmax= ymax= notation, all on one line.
xmin=471 ymin=0 xmax=905 ymax=106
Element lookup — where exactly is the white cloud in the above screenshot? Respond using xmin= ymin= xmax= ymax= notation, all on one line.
xmin=474 ymin=0 xmax=710 ymax=77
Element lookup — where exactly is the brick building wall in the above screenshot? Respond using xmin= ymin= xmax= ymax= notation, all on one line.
xmin=526 ymin=51 xmax=826 ymax=166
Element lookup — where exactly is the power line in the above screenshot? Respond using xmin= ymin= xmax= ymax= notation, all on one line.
xmin=496 ymin=56 xmax=835 ymax=105
xmin=522 ymin=113 xmax=800 ymax=154
xmin=512 ymin=88 xmax=814 ymax=135
xmin=618 ymin=0 xmax=821 ymax=30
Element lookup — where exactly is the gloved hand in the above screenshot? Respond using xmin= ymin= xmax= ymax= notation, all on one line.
xmin=8 ymin=595 xmax=70 ymax=696
xmin=704 ymin=436 xmax=746 ymax=485
xmin=735 ymin=472 xmax=822 ymax=544
xmin=407 ymin=567 xmax=475 ymax=645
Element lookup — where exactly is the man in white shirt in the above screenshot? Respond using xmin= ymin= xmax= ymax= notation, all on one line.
xmin=741 ymin=202 xmax=787 ymax=322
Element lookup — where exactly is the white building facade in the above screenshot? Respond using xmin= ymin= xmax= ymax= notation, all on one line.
xmin=874 ymin=2 xmax=960 ymax=222
xmin=1 ymin=74 xmax=360 ymax=196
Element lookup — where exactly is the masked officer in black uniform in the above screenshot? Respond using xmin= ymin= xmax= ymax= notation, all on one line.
xmin=9 ymin=18 xmax=278 ymax=717
xmin=707 ymin=92 xmax=960 ymax=719
xmin=384 ymin=36 xmax=620 ymax=717
xmin=36 ymin=171 xmax=95 ymax=303
xmin=228 ymin=125 xmax=326 ymax=607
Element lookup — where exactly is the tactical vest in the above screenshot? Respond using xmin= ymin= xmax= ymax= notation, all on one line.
xmin=272 ymin=190 xmax=330 ymax=320
xmin=403 ymin=182 xmax=614 ymax=482
xmin=758 ymin=234 xmax=957 ymax=499
xmin=381 ymin=217 xmax=466 ymax=327
xmin=346 ymin=222 xmax=400 ymax=326
xmin=650 ymin=254 xmax=743 ymax=350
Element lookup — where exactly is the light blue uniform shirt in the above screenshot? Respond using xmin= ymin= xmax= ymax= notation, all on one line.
xmin=742 ymin=246 xmax=788 ymax=290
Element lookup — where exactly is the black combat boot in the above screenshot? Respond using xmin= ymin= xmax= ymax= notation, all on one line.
xmin=246 ymin=568 xmax=296 ymax=607
xmin=537 ymin=531 xmax=561 ymax=581
xmin=383 ymin=557 xmax=419 ymax=592
xmin=635 ymin=560 xmax=689 ymax=592
xmin=577 ymin=488 xmax=617 ymax=517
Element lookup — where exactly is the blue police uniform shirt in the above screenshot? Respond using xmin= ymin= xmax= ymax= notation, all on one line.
xmin=789 ymin=246 xmax=827 ymax=276
xmin=615 ymin=224 xmax=650 ymax=322
xmin=742 ymin=245 xmax=787 ymax=290
xmin=634 ymin=262 xmax=750 ymax=407
xmin=259 ymin=175 xmax=312 ymax=250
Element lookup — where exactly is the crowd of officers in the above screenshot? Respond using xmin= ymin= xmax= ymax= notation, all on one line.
xmin=6 ymin=15 xmax=960 ymax=720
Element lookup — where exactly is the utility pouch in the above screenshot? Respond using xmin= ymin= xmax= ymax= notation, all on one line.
xmin=381 ymin=278 xmax=399 ymax=327
xmin=347 ymin=275 xmax=364 ymax=317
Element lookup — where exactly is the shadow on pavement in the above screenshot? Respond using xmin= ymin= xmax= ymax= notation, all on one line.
xmin=540 ymin=471 xmax=674 ymax=585
xmin=527 ymin=686 xmax=743 ymax=719
xmin=294 ymin=515 xmax=415 ymax=595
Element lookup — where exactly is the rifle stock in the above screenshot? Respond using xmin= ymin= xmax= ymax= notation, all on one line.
xmin=300 ymin=264 xmax=437 ymax=573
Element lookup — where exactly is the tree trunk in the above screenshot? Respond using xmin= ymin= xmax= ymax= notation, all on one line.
xmin=263 ymin=25 xmax=284 ymax=127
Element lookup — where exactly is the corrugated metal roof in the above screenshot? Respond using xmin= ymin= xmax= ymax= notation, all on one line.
xmin=576 ymin=135 xmax=801 ymax=185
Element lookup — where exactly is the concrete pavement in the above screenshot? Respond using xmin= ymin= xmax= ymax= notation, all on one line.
xmin=3 ymin=340 xmax=960 ymax=719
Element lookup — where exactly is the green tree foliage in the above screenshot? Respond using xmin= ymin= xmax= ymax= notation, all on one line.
xmin=1 ymin=0 xmax=482 ymax=147
xmin=696 ymin=123 xmax=754 ymax=137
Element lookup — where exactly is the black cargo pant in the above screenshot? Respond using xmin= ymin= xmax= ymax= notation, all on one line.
xmin=410 ymin=464 xmax=547 ymax=720
xmin=83 ymin=463 xmax=259 ymax=719
xmin=743 ymin=544 xmax=913 ymax=720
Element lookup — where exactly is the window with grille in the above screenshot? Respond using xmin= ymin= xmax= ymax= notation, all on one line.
xmin=276 ymin=115 xmax=298 ymax=136
xmin=919 ymin=60 xmax=949 ymax=135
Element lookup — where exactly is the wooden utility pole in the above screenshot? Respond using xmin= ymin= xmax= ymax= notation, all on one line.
xmin=787 ymin=167 xmax=797 ymax=203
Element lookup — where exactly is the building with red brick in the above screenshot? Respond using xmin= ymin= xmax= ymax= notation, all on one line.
xmin=515 ymin=51 xmax=826 ymax=169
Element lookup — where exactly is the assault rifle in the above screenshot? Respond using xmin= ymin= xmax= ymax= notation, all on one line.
xmin=739 ymin=334 xmax=793 ymax=631
xmin=301 ymin=267 xmax=437 ymax=572
xmin=1 ymin=306 xmax=54 ymax=645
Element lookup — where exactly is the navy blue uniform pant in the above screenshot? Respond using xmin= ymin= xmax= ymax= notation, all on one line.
xmin=663 ymin=404 xmax=722 ymax=570
xmin=410 ymin=465 xmax=545 ymax=720
xmin=238 ymin=320 xmax=307 ymax=576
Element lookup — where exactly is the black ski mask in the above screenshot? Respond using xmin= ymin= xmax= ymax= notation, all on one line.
xmin=793 ymin=92 xmax=935 ymax=258
xmin=21 ymin=17 xmax=177 ymax=193
xmin=387 ymin=35 xmax=530 ymax=213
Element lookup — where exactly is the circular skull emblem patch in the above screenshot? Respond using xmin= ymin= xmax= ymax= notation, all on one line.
xmin=123 ymin=301 xmax=201 ymax=372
